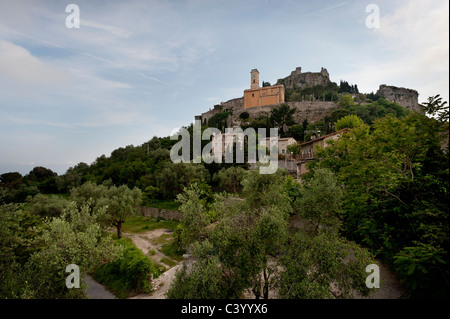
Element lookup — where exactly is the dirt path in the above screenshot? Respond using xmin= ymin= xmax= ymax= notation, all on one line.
xmin=126 ymin=229 xmax=171 ymax=266
xmin=123 ymin=229 xmax=184 ymax=299
xmin=84 ymin=275 xmax=116 ymax=299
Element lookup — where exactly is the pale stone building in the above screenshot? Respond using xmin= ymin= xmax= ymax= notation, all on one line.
xmin=297 ymin=128 xmax=349 ymax=175
xmin=259 ymin=137 xmax=297 ymax=155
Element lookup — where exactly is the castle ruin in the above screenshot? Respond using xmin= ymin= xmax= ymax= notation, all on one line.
xmin=197 ymin=67 xmax=422 ymax=128
xmin=277 ymin=66 xmax=331 ymax=89
xmin=376 ymin=84 xmax=420 ymax=112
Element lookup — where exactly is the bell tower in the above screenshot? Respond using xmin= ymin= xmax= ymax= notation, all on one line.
xmin=250 ymin=69 xmax=260 ymax=89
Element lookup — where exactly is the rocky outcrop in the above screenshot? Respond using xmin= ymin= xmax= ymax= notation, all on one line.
xmin=376 ymin=84 xmax=421 ymax=112
xmin=277 ymin=67 xmax=331 ymax=89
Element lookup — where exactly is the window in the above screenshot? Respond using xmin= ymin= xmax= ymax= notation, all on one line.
xmin=253 ymin=80 xmax=255 ymax=83
xmin=252 ymin=94 xmax=254 ymax=97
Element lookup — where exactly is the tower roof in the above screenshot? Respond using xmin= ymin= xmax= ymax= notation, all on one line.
xmin=251 ymin=68 xmax=259 ymax=73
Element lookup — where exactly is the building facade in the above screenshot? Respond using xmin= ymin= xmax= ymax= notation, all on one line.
xmin=243 ymin=69 xmax=285 ymax=109
xmin=259 ymin=137 xmax=297 ymax=155
xmin=296 ymin=128 xmax=348 ymax=175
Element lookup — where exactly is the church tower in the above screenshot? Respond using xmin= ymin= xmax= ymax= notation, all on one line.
xmin=250 ymin=69 xmax=260 ymax=89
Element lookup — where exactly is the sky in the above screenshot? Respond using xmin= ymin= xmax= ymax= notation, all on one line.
xmin=0 ymin=0 xmax=448 ymax=175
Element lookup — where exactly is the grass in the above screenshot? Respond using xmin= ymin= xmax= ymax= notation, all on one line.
xmin=151 ymin=233 xmax=172 ymax=245
xmin=122 ymin=215 xmax=180 ymax=234
xmin=160 ymin=257 xmax=178 ymax=268
xmin=160 ymin=239 xmax=185 ymax=262
xmin=145 ymin=199 xmax=180 ymax=210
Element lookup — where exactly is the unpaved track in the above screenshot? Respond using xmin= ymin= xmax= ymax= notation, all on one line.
xmin=124 ymin=229 xmax=183 ymax=299
xmin=85 ymin=275 xmax=116 ymax=299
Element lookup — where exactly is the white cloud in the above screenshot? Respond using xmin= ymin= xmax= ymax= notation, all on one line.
xmin=0 ymin=40 xmax=68 ymax=87
xmin=82 ymin=20 xmax=133 ymax=38
xmin=342 ymin=0 xmax=449 ymax=102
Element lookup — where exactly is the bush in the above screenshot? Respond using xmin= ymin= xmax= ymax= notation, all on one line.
xmin=26 ymin=194 xmax=70 ymax=218
xmin=239 ymin=112 xmax=249 ymax=120
xmin=93 ymin=238 xmax=164 ymax=298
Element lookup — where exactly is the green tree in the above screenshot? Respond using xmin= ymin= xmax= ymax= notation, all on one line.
xmin=339 ymin=94 xmax=354 ymax=108
xmin=99 ymin=185 xmax=142 ymax=239
xmin=0 ymin=172 xmax=23 ymax=189
xmin=23 ymin=202 xmax=121 ymax=298
xmin=270 ymin=104 xmax=296 ymax=137
xmin=212 ymin=166 xmax=246 ymax=193
xmin=239 ymin=111 xmax=250 ymax=120
xmin=26 ymin=194 xmax=70 ymax=218
xmin=143 ymin=185 xmax=159 ymax=205
xmin=156 ymin=162 xmax=210 ymax=200
xmin=70 ymin=182 xmax=142 ymax=239
xmin=279 ymin=230 xmax=372 ymax=299
xmin=286 ymin=124 xmax=304 ymax=141
xmin=421 ymin=94 xmax=449 ymax=122
xmin=70 ymin=181 xmax=108 ymax=213
xmin=177 ymin=182 xmax=211 ymax=247
xmin=312 ymin=113 xmax=449 ymax=297
xmin=334 ymin=114 xmax=365 ymax=131
xmin=0 ymin=203 xmax=42 ymax=298
xmin=296 ymin=168 xmax=344 ymax=234
xmin=167 ymin=240 xmax=227 ymax=299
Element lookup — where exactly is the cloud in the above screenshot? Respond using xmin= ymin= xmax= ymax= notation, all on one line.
xmin=307 ymin=2 xmax=347 ymax=15
xmin=82 ymin=20 xmax=133 ymax=38
xmin=340 ymin=0 xmax=449 ymax=102
xmin=0 ymin=40 xmax=68 ymax=87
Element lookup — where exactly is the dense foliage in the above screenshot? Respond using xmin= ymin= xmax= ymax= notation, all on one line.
xmin=93 ymin=238 xmax=163 ymax=298
xmin=168 ymin=169 xmax=374 ymax=299
xmin=311 ymin=113 xmax=449 ymax=297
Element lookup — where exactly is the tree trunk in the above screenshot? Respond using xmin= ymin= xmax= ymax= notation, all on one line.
xmin=116 ymin=221 xmax=123 ymax=239
xmin=263 ymin=269 xmax=269 ymax=299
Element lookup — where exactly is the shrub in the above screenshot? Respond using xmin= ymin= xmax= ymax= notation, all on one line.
xmin=239 ymin=112 xmax=249 ymax=120
xmin=93 ymin=238 xmax=164 ymax=298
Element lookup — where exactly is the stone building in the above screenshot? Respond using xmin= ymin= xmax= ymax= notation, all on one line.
xmin=243 ymin=69 xmax=285 ymax=108
xmin=259 ymin=137 xmax=297 ymax=155
xmin=296 ymin=128 xmax=349 ymax=176
xmin=211 ymin=131 xmax=244 ymax=159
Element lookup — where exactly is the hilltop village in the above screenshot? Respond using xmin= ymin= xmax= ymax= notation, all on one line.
xmin=196 ymin=66 xmax=422 ymax=178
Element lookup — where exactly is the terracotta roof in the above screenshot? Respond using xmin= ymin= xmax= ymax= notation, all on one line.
xmin=298 ymin=128 xmax=349 ymax=147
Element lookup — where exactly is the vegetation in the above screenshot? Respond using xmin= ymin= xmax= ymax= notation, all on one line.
xmin=311 ymin=113 xmax=449 ymax=298
xmin=93 ymin=237 xmax=163 ymax=298
xmin=334 ymin=114 xmax=365 ymax=131
xmin=0 ymin=202 xmax=120 ymax=298
xmin=1 ymin=85 xmax=448 ymax=300
xmin=167 ymin=168 xmax=374 ymax=299
xmin=121 ymin=215 xmax=179 ymax=234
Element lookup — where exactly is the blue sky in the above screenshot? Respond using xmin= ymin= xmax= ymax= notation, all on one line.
xmin=0 ymin=0 xmax=448 ymax=175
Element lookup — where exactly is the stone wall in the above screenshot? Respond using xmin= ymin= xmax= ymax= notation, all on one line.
xmin=376 ymin=84 xmax=421 ymax=112
xmin=139 ymin=206 xmax=183 ymax=221
xmin=288 ymin=101 xmax=339 ymax=123
xmin=199 ymin=98 xmax=244 ymax=126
